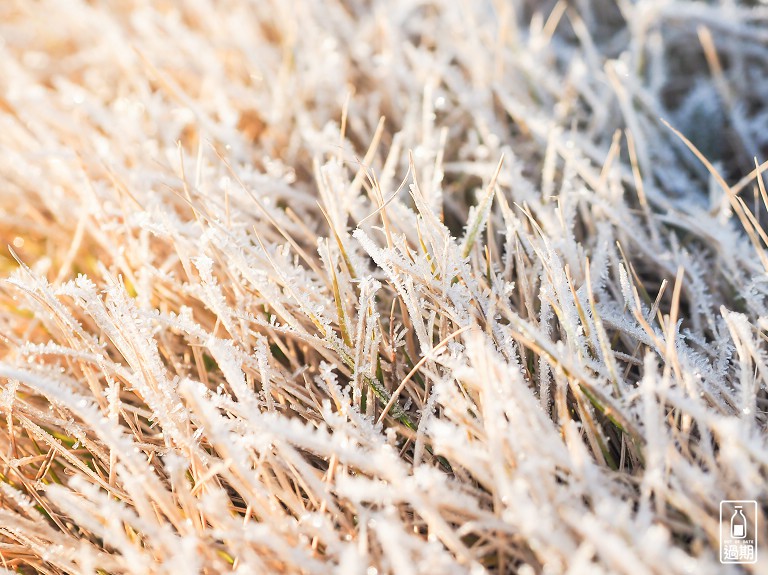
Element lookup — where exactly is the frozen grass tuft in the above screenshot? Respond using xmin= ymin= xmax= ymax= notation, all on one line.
xmin=0 ymin=0 xmax=767 ymax=573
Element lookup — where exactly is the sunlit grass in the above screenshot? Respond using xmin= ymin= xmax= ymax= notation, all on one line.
xmin=0 ymin=1 xmax=767 ymax=574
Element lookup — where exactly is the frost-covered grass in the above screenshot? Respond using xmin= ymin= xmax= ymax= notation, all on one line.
xmin=0 ymin=0 xmax=767 ymax=573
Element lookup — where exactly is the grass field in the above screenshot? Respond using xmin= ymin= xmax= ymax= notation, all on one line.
xmin=0 ymin=1 xmax=767 ymax=573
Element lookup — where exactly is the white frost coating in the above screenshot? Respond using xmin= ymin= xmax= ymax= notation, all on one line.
xmin=0 ymin=1 xmax=767 ymax=573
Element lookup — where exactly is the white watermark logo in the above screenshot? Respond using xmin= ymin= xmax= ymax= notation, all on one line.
xmin=720 ymin=500 xmax=758 ymax=564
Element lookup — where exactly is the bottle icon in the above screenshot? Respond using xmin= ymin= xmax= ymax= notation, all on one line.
xmin=731 ymin=506 xmax=747 ymax=539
